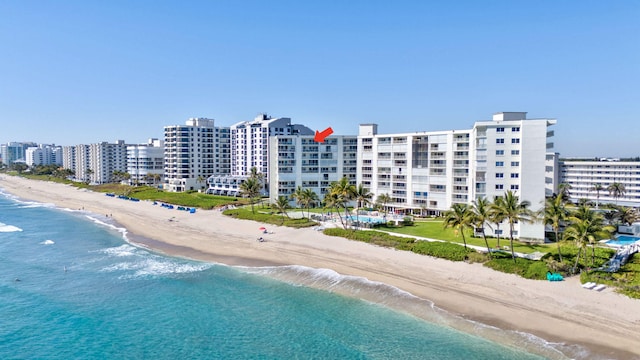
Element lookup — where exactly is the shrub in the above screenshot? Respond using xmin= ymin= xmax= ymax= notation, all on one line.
xmin=409 ymin=241 xmax=473 ymax=262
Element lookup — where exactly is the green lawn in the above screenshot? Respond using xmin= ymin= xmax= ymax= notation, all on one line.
xmin=378 ymin=220 xmax=554 ymax=254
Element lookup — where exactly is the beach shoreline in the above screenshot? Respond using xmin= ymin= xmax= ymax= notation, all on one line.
xmin=2 ymin=175 xmax=639 ymax=359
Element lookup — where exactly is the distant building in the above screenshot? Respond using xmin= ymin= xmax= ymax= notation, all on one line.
xmin=1 ymin=142 xmax=37 ymax=165
xmin=89 ymin=141 xmax=128 ymax=184
xmin=163 ymin=118 xmax=230 ymax=192
xmin=25 ymin=144 xmax=63 ymax=166
xmin=66 ymin=141 xmax=127 ymax=184
xmin=127 ymin=139 xmax=165 ymax=186
xmin=357 ymin=112 xmax=556 ymax=242
xmin=267 ymin=134 xmax=358 ymax=205
xmin=559 ymin=158 xmax=640 ymax=208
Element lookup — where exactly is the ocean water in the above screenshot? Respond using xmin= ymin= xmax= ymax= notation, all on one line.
xmin=0 ymin=191 xmax=573 ymax=359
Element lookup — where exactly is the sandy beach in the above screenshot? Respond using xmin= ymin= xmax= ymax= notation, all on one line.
xmin=2 ymin=176 xmax=639 ymax=359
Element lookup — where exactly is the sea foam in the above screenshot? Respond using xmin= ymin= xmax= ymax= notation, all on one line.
xmin=40 ymin=240 xmax=55 ymax=245
xmin=97 ymin=244 xmax=212 ymax=279
xmin=0 ymin=222 xmax=23 ymax=232
xmin=241 ymin=264 xmax=578 ymax=360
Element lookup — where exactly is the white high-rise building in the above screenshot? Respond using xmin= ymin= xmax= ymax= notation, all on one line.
xmin=163 ymin=118 xmax=230 ymax=192
xmin=25 ymin=144 xmax=62 ymax=166
xmin=230 ymin=114 xmax=314 ymax=178
xmin=89 ymin=140 xmax=128 ymax=184
xmin=127 ymin=139 xmax=165 ymax=186
xmin=267 ymin=135 xmax=358 ymax=204
xmin=358 ymin=112 xmax=556 ymax=242
xmin=74 ymin=144 xmax=91 ymax=183
xmin=62 ymin=146 xmax=76 ymax=171
xmin=559 ymin=158 xmax=640 ymax=208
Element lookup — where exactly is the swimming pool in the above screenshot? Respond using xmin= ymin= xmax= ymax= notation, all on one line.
xmin=345 ymin=215 xmax=386 ymax=224
xmin=606 ymin=235 xmax=640 ymax=246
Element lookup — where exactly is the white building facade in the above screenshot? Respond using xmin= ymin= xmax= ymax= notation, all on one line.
xmin=230 ymin=114 xmax=314 ymax=176
xmin=163 ymin=118 xmax=230 ymax=192
xmin=25 ymin=144 xmax=63 ymax=166
xmin=267 ymin=135 xmax=358 ymax=204
xmin=559 ymin=159 xmax=640 ymax=208
xmin=88 ymin=140 xmax=128 ymax=184
xmin=358 ymin=112 xmax=556 ymax=242
xmin=62 ymin=146 xmax=76 ymax=171
xmin=127 ymin=139 xmax=165 ymax=186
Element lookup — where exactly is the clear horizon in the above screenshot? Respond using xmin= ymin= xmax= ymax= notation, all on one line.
xmin=1 ymin=1 xmax=638 ymax=158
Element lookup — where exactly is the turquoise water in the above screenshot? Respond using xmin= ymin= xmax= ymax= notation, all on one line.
xmin=607 ymin=235 xmax=640 ymax=246
xmin=0 ymin=191 xmax=571 ymax=359
xmin=345 ymin=215 xmax=386 ymax=224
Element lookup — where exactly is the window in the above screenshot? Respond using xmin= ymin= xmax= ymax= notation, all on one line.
xmin=495 ymin=184 xmax=504 ymax=190
xmin=496 ymin=150 xmax=504 ymax=156
xmin=512 ymin=127 xmax=520 ymax=132
xmin=511 ymin=161 xmax=520 ymax=167
xmin=511 ymin=138 xmax=520 ymax=144
xmin=510 ymin=173 xmax=519 ymax=178
xmin=496 ymin=161 xmax=504 ymax=167
xmin=511 ymin=150 xmax=520 ymax=155
xmin=510 ymin=184 xmax=519 ymax=190
xmin=496 ymin=127 xmax=505 ymax=132
xmin=496 ymin=138 xmax=504 ymax=144
xmin=496 ymin=173 xmax=504 ymax=178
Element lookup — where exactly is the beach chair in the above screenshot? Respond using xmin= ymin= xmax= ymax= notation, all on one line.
xmin=592 ymin=284 xmax=606 ymax=291
xmin=581 ymin=282 xmax=596 ymax=289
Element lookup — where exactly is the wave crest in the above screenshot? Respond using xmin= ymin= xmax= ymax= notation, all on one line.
xmin=0 ymin=222 xmax=22 ymax=232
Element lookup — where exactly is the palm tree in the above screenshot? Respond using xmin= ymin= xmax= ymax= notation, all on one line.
xmin=443 ymin=203 xmax=473 ymax=250
xmin=590 ymin=183 xmax=604 ymax=209
xmin=617 ymin=206 xmax=640 ymax=226
xmin=607 ymin=182 xmax=626 ymax=205
xmin=249 ymin=166 xmax=265 ymax=194
xmin=196 ymin=175 xmax=206 ymax=191
xmin=239 ymin=177 xmax=261 ymax=214
xmin=497 ymin=190 xmax=534 ymax=263
xmin=557 ymin=182 xmax=572 ymax=203
xmin=471 ymin=197 xmax=493 ymax=257
xmin=543 ymin=195 xmax=569 ymax=262
xmin=303 ymin=188 xmax=319 ymax=219
xmin=271 ymin=196 xmax=291 ymax=224
xmin=352 ymin=183 xmax=373 ymax=228
xmin=291 ymin=186 xmax=306 ymax=217
xmin=376 ymin=193 xmax=392 ymax=219
xmin=564 ymin=213 xmax=614 ymax=272
xmin=329 ymin=177 xmax=355 ymax=229
xmin=323 ymin=191 xmax=346 ymax=229
xmin=489 ymin=195 xmax=507 ymax=248
xmin=85 ymin=168 xmax=93 ymax=184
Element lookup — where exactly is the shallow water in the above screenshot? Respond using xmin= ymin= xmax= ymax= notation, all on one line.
xmin=0 ymin=191 xmax=573 ymax=359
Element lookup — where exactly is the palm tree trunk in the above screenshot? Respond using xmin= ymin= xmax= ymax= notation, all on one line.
xmin=510 ymin=224 xmax=516 ymax=263
xmin=555 ymin=228 xmax=563 ymax=262
xmin=495 ymin=224 xmax=501 ymax=248
xmin=482 ymin=231 xmax=492 ymax=259
xmin=461 ymin=229 xmax=468 ymax=250
xmin=592 ymin=244 xmax=596 ymax=267
xmin=573 ymin=248 xmax=582 ymax=274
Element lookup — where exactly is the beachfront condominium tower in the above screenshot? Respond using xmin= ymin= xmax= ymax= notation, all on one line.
xmin=228 ymin=114 xmax=314 ymax=193
xmin=267 ymin=134 xmax=358 ymax=204
xmin=559 ymin=158 xmax=640 ymax=208
xmin=127 ymin=139 xmax=165 ymax=186
xmin=358 ymin=112 xmax=556 ymax=242
xmin=163 ymin=117 xmax=230 ymax=192
xmin=89 ymin=140 xmax=128 ymax=184
xmin=65 ymin=141 xmax=128 ymax=184
xmin=25 ymin=144 xmax=63 ymax=166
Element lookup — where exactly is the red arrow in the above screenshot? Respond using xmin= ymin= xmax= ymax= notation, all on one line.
xmin=314 ymin=127 xmax=334 ymax=143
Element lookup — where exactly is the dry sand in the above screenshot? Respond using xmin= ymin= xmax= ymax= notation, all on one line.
xmin=2 ymin=175 xmax=639 ymax=359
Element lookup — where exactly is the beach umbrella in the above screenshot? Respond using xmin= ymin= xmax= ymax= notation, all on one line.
xmin=259 ymin=226 xmax=266 ymax=231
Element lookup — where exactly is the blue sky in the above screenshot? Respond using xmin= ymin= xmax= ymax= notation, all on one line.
xmin=1 ymin=0 xmax=638 ymax=157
